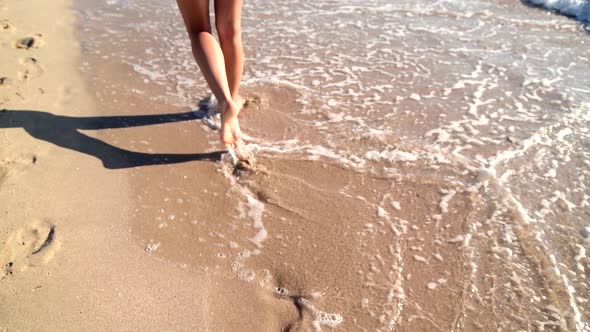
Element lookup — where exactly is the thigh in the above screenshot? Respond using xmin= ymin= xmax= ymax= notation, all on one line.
xmin=214 ymin=0 xmax=243 ymax=28
xmin=176 ymin=0 xmax=212 ymax=34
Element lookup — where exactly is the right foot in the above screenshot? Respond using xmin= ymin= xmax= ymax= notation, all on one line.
xmin=219 ymin=100 xmax=242 ymax=148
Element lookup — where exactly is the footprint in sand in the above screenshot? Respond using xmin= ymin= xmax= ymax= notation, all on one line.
xmin=0 ymin=154 xmax=39 ymax=184
xmin=17 ymin=57 xmax=43 ymax=80
xmin=0 ymin=165 xmax=7 ymax=186
xmin=0 ymin=219 xmax=61 ymax=280
xmin=1 ymin=20 xmax=15 ymax=32
xmin=0 ymin=77 xmax=13 ymax=87
xmin=13 ymin=34 xmax=44 ymax=49
xmin=53 ymin=85 xmax=77 ymax=106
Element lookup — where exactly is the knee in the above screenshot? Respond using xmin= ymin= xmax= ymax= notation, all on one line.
xmin=216 ymin=20 xmax=241 ymax=43
xmin=187 ymin=26 xmax=212 ymax=41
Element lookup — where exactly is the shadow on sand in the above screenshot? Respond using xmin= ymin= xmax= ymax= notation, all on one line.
xmin=0 ymin=109 xmax=223 ymax=169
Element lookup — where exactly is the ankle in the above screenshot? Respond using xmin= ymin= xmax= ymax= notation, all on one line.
xmin=219 ymin=100 xmax=238 ymax=117
xmin=218 ymin=98 xmax=233 ymax=110
xmin=233 ymin=95 xmax=244 ymax=106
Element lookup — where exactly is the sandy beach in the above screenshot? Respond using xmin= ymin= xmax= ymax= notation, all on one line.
xmin=2 ymin=0 xmax=590 ymax=331
xmin=0 ymin=0 xmax=288 ymax=330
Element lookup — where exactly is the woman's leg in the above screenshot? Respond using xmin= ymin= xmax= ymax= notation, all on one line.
xmin=176 ymin=0 xmax=242 ymax=148
xmin=214 ymin=0 xmax=244 ymax=104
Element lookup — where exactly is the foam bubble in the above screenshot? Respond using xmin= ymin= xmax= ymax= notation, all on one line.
xmin=315 ymin=312 xmax=344 ymax=329
xmin=246 ymin=195 xmax=267 ymax=248
xmin=413 ymin=255 xmax=427 ymax=263
xmin=447 ymin=235 xmax=465 ymax=243
xmin=365 ymin=149 xmax=419 ymax=163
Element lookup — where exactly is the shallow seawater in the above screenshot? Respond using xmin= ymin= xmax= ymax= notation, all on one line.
xmin=75 ymin=0 xmax=590 ymax=330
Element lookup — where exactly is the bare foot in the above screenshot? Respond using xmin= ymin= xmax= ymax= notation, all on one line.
xmin=219 ymin=100 xmax=242 ymax=148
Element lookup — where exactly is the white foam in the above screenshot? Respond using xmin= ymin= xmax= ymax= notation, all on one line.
xmin=246 ymin=195 xmax=267 ymax=248
xmin=413 ymin=255 xmax=427 ymax=263
xmin=377 ymin=206 xmax=389 ymax=218
xmin=365 ymin=149 xmax=419 ymax=163
xmin=492 ymin=245 xmax=514 ymax=258
xmin=549 ymin=254 xmax=587 ymax=331
xmin=409 ymin=93 xmax=421 ymax=101
xmin=127 ymin=62 xmax=166 ymax=82
xmin=447 ymin=235 xmax=465 ymax=243
xmin=145 ymin=242 xmax=160 ymax=254
xmin=439 ymin=189 xmax=456 ymax=214
xmin=298 ymin=298 xmax=344 ymax=329
xmin=314 ymin=311 xmax=344 ymax=329
xmin=556 ymin=127 xmax=573 ymax=141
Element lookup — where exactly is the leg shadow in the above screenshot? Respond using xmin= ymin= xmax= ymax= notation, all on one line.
xmin=0 ymin=109 xmax=223 ymax=169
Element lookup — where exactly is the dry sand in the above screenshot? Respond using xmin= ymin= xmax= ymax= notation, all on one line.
xmin=0 ymin=0 xmax=208 ymax=329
